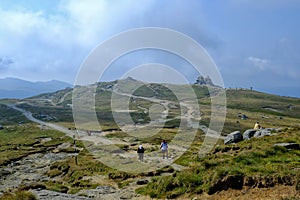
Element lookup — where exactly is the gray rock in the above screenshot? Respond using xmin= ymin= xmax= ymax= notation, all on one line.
xmin=254 ymin=130 xmax=271 ymax=138
xmin=273 ymin=143 xmax=300 ymax=150
xmin=0 ymin=169 xmax=11 ymax=177
xmin=264 ymin=128 xmax=275 ymax=132
xmin=224 ymin=131 xmax=243 ymax=145
xmin=31 ymin=189 xmax=91 ymax=200
xmin=0 ymin=152 xmax=74 ymax=192
xmin=95 ymin=186 xmax=116 ymax=194
xmin=243 ymin=129 xmax=256 ymax=140
xmin=78 ymin=186 xmax=117 ymax=198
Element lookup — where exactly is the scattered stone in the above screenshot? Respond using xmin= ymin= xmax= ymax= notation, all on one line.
xmin=31 ymin=189 xmax=91 ymax=200
xmin=40 ymin=137 xmax=52 ymax=143
xmin=241 ymin=114 xmax=248 ymax=120
xmin=111 ymin=149 xmax=124 ymax=154
xmin=224 ymin=131 xmax=243 ymax=145
xmin=0 ymin=152 xmax=73 ymax=192
xmin=0 ymin=169 xmax=11 ymax=177
xmin=95 ymin=186 xmax=116 ymax=194
xmin=273 ymin=143 xmax=300 ymax=150
xmin=243 ymin=129 xmax=256 ymax=140
xmin=78 ymin=186 xmax=116 ymax=198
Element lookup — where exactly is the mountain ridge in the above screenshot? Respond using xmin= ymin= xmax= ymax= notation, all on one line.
xmin=0 ymin=77 xmax=72 ymax=99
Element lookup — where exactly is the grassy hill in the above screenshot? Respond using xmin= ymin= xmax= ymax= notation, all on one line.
xmin=8 ymin=79 xmax=299 ymax=133
xmin=0 ymin=79 xmax=299 ymax=199
xmin=136 ymin=126 xmax=300 ymax=199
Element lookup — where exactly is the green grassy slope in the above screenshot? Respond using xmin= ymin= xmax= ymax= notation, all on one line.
xmin=226 ymin=89 xmax=300 ymax=118
xmin=136 ymin=126 xmax=300 ymax=199
xmin=1 ymin=82 xmax=300 ymax=199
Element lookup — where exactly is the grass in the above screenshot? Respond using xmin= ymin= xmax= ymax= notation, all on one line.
xmin=137 ymin=127 xmax=300 ymax=198
xmin=0 ymin=190 xmax=37 ymax=200
xmin=0 ymin=104 xmax=30 ymax=125
xmin=0 ymin=130 xmax=117 ymax=194
xmin=226 ymin=89 xmax=300 ymax=118
xmin=0 ymin=124 xmax=71 ymax=166
xmin=1 ymin=81 xmax=300 ymax=198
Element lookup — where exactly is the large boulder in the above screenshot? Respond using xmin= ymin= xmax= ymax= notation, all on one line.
xmin=224 ymin=131 xmax=243 ymax=145
xmin=273 ymin=143 xmax=300 ymax=150
xmin=253 ymin=129 xmax=271 ymax=138
xmin=243 ymin=129 xmax=256 ymax=140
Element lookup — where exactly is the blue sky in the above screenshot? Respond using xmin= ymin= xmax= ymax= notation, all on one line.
xmin=0 ymin=0 xmax=299 ymax=97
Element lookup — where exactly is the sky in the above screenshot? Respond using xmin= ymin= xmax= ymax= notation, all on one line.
xmin=0 ymin=0 xmax=300 ymax=97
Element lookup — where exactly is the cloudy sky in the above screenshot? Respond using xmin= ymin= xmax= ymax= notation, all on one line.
xmin=0 ymin=0 xmax=299 ymax=97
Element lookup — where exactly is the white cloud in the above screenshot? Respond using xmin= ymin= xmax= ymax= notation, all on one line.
xmin=247 ymin=56 xmax=269 ymax=70
xmin=0 ymin=0 xmax=211 ymax=83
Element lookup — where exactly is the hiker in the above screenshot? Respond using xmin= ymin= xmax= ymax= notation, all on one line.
xmin=160 ymin=140 xmax=168 ymax=159
xmin=253 ymin=122 xmax=261 ymax=130
xmin=137 ymin=145 xmax=145 ymax=162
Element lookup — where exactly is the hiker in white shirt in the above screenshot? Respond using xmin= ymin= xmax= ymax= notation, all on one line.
xmin=160 ymin=140 xmax=168 ymax=159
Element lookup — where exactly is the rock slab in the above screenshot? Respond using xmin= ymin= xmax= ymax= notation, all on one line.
xmin=224 ymin=131 xmax=243 ymax=145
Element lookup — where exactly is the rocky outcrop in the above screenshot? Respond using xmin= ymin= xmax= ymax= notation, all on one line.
xmin=273 ymin=143 xmax=300 ymax=150
xmin=243 ymin=129 xmax=256 ymax=140
xmin=77 ymin=186 xmax=117 ymax=198
xmin=224 ymin=131 xmax=243 ymax=145
xmin=31 ymin=189 xmax=91 ymax=200
xmin=77 ymin=185 xmax=141 ymax=199
xmin=195 ymin=76 xmax=215 ymax=86
xmin=253 ymin=129 xmax=271 ymax=138
xmin=0 ymin=152 xmax=74 ymax=192
xmin=225 ymin=128 xmax=277 ymax=145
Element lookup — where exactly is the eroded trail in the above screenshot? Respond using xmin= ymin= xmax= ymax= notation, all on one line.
xmin=6 ymin=91 xmax=224 ymax=198
xmin=8 ymin=88 xmax=223 ymax=172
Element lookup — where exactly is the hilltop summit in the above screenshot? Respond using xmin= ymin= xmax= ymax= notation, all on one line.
xmin=195 ymin=75 xmax=215 ymax=86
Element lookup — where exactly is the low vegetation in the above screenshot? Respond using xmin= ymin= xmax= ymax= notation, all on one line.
xmin=0 ymin=104 xmax=29 ymax=125
xmin=136 ymin=126 xmax=300 ymax=199
xmin=0 ymin=124 xmax=71 ymax=166
xmin=1 ymin=80 xmax=300 ymax=199
xmin=0 ymin=190 xmax=37 ymax=200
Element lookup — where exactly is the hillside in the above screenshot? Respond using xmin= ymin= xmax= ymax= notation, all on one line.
xmin=14 ymin=78 xmax=300 ymax=134
xmin=0 ymin=79 xmax=299 ymax=199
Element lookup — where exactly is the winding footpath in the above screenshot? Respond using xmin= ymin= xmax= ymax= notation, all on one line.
xmin=8 ymin=103 xmax=76 ymax=138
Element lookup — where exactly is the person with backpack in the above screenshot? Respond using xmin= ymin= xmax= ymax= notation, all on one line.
xmin=137 ymin=145 xmax=145 ymax=162
xmin=160 ymin=140 xmax=168 ymax=159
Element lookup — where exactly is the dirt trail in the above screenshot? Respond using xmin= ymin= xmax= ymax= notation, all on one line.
xmin=8 ymin=88 xmax=224 ymax=173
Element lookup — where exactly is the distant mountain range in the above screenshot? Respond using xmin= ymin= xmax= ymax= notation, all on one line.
xmin=0 ymin=77 xmax=73 ymax=99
